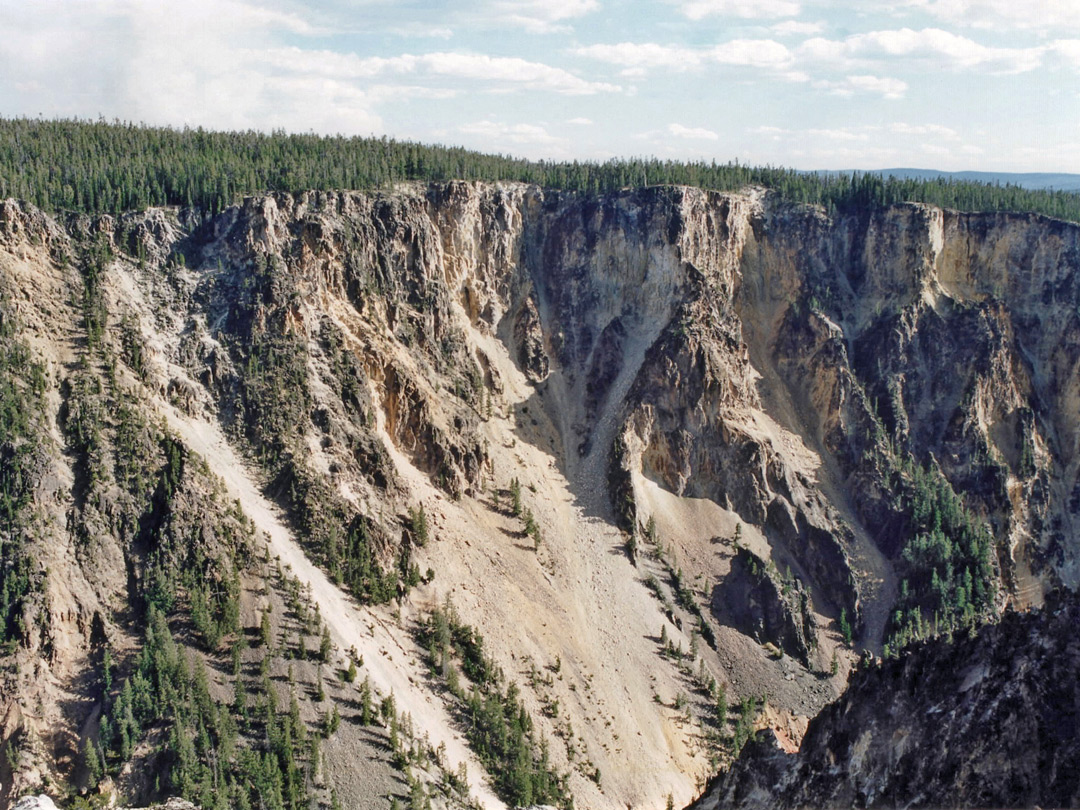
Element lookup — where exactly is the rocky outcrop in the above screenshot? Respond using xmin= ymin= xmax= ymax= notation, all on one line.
xmin=11 ymin=798 xmax=199 ymax=810
xmin=11 ymin=797 xmax=58 ymax=810
xmin=702 ymin=590 xmax=1080 ymax=809
xmin=716 ymin=547 xmax=816 ymax=666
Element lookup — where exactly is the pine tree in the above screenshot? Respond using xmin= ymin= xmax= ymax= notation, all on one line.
xmin=715 ymin=684 xmax=728 ymax=736
xmin=83 ymin=736 xmax=102 ymax=786
xmin=359 ymin=677 xmax=374 ymax=725
xmin=510 ymin=478 xmax=522 ymax=517
xmin=260 ymin=608 xmax=273 ymax=649
xmin=319 ymin=625 xmax=332 ymax=662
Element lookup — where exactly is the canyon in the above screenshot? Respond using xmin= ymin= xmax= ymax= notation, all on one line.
xmin=0 ymin=181 xmax=1077 ymax=808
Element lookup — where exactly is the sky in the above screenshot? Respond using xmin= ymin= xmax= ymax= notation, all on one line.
xmin=1 ymin=0 xmax=1078 ymax=172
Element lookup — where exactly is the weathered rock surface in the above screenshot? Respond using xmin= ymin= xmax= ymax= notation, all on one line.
xmin=701 ymin=589 xmax=1080 ymax=809
xmin=1 ymin=181 xmax=1080 ymax=808
xmin=11 ymin=797 xmax=59 ymax=810
xmin=716 ymin=547 xmax=816 ymax=666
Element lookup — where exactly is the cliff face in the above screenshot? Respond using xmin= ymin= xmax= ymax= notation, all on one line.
xmin=702 ymin=590 xmax=1080 ymax=809
xmin=0 ymin=183 xmax=1078 ymax=808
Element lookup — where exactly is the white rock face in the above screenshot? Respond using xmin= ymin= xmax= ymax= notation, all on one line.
xmin=12 ymin=796 xmax=59 ymax=810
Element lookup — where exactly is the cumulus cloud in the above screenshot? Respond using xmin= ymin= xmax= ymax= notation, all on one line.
xmin=632 ymin=123 xmax=725 ymax=155
xmin=573 ymin=42 xmax=699 ymax=70
xmin=457 ymin=120 xmax=570 ymax=157
xmin=488 ymin=0 xmax=599 ymax=33
xmin=575 ymin=39 xmax=794 ymax=72
xmin=890 ymin=122 xmax=959 ymax=138
xmin=403 ymin=52 xmax=619 ymax=94
xmin=749 ymin=125 xmax=786 ymax=137
xmin=0 ymin=0 xmax=618 ymax=144
xmin=805 ymin=128 xmax=868 ymax=141
xmin=667 ymin=123 xmax=720 ymax=140
xmin=833 ymin=74 xmax=909 ymax=98
xmin=712 ymin=39 xmax=793 ymax=67
xmin=1050 ymin=39 xmax=1080 ymax=68
xmin=259 ymin=48 xmax=621 ymax=95
xmin=900 ymin=0 xmax=1080 ymax=33
xmin=771 ymin=20 xmax=825 ymax=36
xmin=800 ymin=28 xmax=1045 ymax=73
xmin=745 ymin=122 xmax=980 ymax=167
xmin=385 ymin=24 xmax=454 ymax=39
xmin=0 ymin=0 xmax=380 ymax=133
xmin=675 ymin=0 xmax=801 ymax=20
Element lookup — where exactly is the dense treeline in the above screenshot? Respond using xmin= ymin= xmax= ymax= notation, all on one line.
xmin=3 ymin=117 xmax=1080 ymax=221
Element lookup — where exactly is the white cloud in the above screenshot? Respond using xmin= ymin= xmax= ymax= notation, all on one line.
xmin=742 ymin=123 xmax=991 ymax=168
xmin=711 ymin=39 xmax=793 ymax=68
xmin=632 ymin=124 xmax=724 ymax=156
xmin=843 ymin=74 xmax=908 ymax=98
xmin=890 ymin=122 xmax=959 ymax=138
xmin=566 ymin=117 xmax=594 ymax=125
xmin=920 ymin=143 xmax=952 ymax=156
xmin=0 ymin=0 xmax=618 ymax=147
xmin=668 ymin=123 xmax=720 ymax=140
xmin=805 ymin=128 xmax=867 ymax=141
xmin=1050 ymin=39 xmax=1080 ymax=68
xmin=417 ymin=52 xmax=618 ymax=93
xmin=366 ymin=85 xmax=459 ymax=102
xmin=901 ymin=0 xmax=1080 ymax=33
xmin=457 ymin=120 xmax=570 ymax=157
xmin=575 ymin=39 xmax=794 ymax=71
xmin=261 ymin=47 xmax=621 ymax=95
xmin=0 ymin=0 xmax=384 ymax=134
xmin=675 ymin=0 xmax=801 ymax=21
xmin=771 ymin=20 xmax=825 ymax=36
xmin=386 ymin=25 xmax=454 ymax=39
xmin=489 ymin=0 xmax=599 ymax=33
xmin=574 ymin=42 xmax=699 ymax=70
xmin=800 ymin=28 xmax=1046 ymax=73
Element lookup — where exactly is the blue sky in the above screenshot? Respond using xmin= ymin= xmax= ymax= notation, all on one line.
xmin=2 ymin=0 xmax=1078 ymax=172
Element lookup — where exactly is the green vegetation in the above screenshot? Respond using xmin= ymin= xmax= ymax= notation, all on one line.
xmin=79 ymin=237 xmax=112 ymax=348
xmin=416 ymin=601 xmax=570 ymax=809
xmin=235 ymin=330 xmax=399 ymax=605
xmin=94 ymin=607 xmax=318 ymax=810
xmin=79 ymin=416 xmax=326 ymax=809
xmin=884 ymin=460 xmax=997 ymax=656
xmin=46 ymin=279 xmax=352 ymax=808
xmin=508 ymin=478 xmax=522 ymax=517
xmin=408 ymin=506 xmax=429 ymax=547
xmin=2 ymin=117 xmax=1080 ymax=222
xmin=839 ymin=609 xmax=853 ymax=648
xmin=731 ymin=696 xmax=760 ymax=756
xmin=638 ymin=521 xmax=718 ymax=653
xmin=714 ymin=684 xmax=728 ymax=738
xmin=0 ymin=299 xmax=46 ymax=651
xmin=843 ymin=362 xmax=1000 ymax=657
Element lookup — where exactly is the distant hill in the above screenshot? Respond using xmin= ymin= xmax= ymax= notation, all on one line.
xmin=862 ymin=168 xmax=1080 ymax=192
